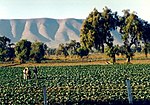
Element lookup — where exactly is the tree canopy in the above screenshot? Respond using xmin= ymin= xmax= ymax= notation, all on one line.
xmin=0 ymin=36 xmax=14 ymax=61
xmin=15 ymin=39 xmax=31 ymax=63
xmin=80 ymin=7 xmax=150 ymax=63
xmin=80 ymin=7 xmax=118 ymax=53
xmin=30 ymin=41 xmax=47 ymax=63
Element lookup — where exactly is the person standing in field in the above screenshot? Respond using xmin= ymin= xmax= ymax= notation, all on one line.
xmin=27 ymin=68 xmax=31 ymax=79
xmin=23 ymin=67 xmax=31 ymax=79
xmin=33 ymin=66 xmax=38 ymax=79
xmin=23 ymin=67 xmax=27 ymax=79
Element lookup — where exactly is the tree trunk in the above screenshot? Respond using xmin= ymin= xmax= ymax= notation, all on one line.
xmin=126 ymin=46 xmax=132 ymax=63
xmin=126 ymin=56 xmax=131 ymax=63
xmin=144 ymin=48 xmax=148 ymax=58
xmin=111 ymin=55 xmax=116 ymax=64
xmin=101 ymin=44 xmax=104 ymax=53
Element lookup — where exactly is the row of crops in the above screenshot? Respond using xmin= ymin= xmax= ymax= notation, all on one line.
xmin=0 ymin=64 xmax=150 ymax=104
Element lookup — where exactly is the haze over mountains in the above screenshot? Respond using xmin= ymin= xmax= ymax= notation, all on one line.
xmin=0 ymin=18 xmax=122 ymax=48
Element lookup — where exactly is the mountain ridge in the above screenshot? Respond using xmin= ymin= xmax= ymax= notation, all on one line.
xmin=0 ymin=18 xmax=122 ymax=48
xmin=0 ymin=18 xmax=83 ymax=48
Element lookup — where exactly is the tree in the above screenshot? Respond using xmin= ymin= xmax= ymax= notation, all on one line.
xmin=55 ymin=44 xmax=68 ymax=57
xmin=65 ymin=40 xmax=81 ymax=55
xmin=7 ymin=43 xmax=15 ymax=61
xmin=30 ymin=41 xmax=46 ymax=63
xmin=0 ymin=36 xmax=15 ymax=61
xmin=47 ymin=48 xmax=56 ymax=55
xmin=80 ymin=8 xmax=99 ymax=51
xmin=15 ymin=39 xmax=31 ymax=63
xmin=119 ymin=10 xmax=143 ymax=63
xmin=80 ymin=7 xmax=118 ymax=53
xmin=142 ymin=21 xmax=150 ymax=57
xmin=99 ymin=7 xmax=119 ymax=52
xmin=106 ymin=44 xmax=120 ymax=64
xmin=76 ymin=47 xmax=89 ymax=58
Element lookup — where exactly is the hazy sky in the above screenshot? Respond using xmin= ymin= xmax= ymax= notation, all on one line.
xmin=0 ymin=0 xmax=149 ymax=21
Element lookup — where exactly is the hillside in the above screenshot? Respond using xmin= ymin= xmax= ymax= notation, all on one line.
xmin=0 ymin=18 xmax=122 ymax=48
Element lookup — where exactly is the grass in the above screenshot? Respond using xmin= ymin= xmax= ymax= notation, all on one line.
xmin=0 ymin=53 xmax=150 ymax=67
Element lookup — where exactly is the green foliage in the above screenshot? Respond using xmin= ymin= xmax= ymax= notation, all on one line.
xmin=106 ymin=45 xmax=120 ymax=63
xmin=0 ymin=48 xmax=7 ymax=61
xmin=65 ymin=40 xmax=81 ymax=55
xmin=120 ymin=11 xmax=143 ymax=45
xmin=76 ymin=47 xmax=89 ymax=57
xmin=47 ymin=48 xmax=56 ymax=55
xmin=0 ymin=36 xmax=14 ymax=61
xmin=142 ymin=22 xmax=150 ymax=44
xmin=106 ymin=45 xmax=120 ymax=56
xmin=120 ymin=45 xmax=134 ymax=57
xmin=30 ymin=41 xmax=46 ymax=63
xmin=142 ymin=43 xmax=150 ymax=57
xmin=80 ymin=7 xmax=118 ymax=53
xmin=80 ymin=8 xmax=101 ymax=51
xmin=0 ymin=65 xmax=150 ymax=104
xmin=56 ymin=40 xmax=81 ymax=57
xmin=119 ymin=10 xmax=143 ymax=63
xmin=15 ymin=39 xmax=31 ymax=63
xmin=56 ymin=44 xmax=68 ymax=57
xmin=142 ymin=21 xmax=150 ymax=57
xmin=7 ymin=47 xmax=15 ymax=61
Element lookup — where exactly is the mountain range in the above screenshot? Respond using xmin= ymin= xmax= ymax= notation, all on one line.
xmin=0 ymin=18 xmax=122 ymax=48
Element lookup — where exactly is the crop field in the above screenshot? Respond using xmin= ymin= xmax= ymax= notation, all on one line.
xmin=0 ymin=64 xmax=150 ymax=104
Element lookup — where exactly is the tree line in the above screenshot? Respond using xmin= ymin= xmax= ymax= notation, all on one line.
xmin=53 ymin=7 xmax=150 ymax=63
xmin=0 ymin=7 xmax=150 ymax=64
xmin=0 ymin=37 xmax=47 ymax=63
xmin=0 ymin=36 xmax=89 ymax=63
xmin=80 ymin=7 xmax=150 ymax=63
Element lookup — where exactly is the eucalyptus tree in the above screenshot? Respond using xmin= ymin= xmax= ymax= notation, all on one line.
xmin=47 ymin=48 xmax=56 ymax=55
xmin=30 ymin=41 xmax=46 ymax=63
xmin=0 ymin=36 xmax=15 ymax=61
xmin=80 ymin=8 xmax=100 ymax=52
xmin=56 ymin=44 xmax=68 ymax=57
xmin=76 ymin=46 xmax=89 ymax=58
xmin=106 ymin=45 xmax=120 ymax=64
xmin=119 ymin=10 xmax=143 ymax=63
xmin=99 ymin=7 xmax=118 ymax=49
xmin=65 ymin=40 xmax=81 ymax=55
xmin=80 ymin=7 xmax=118 ymax=53
xmin=15 ymin=39 xmax=31 ymax=63
xmin=142 ymin=21 xmax=150 ymax=57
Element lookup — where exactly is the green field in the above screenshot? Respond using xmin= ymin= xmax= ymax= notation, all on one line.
xmin=0 ymin=64 xmax=150 ymax=104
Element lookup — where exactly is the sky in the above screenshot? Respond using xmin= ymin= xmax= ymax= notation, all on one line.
xmin=0 ymin=0 xmax=149 ymax=22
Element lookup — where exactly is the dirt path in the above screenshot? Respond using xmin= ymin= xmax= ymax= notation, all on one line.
xmin=0 ymin=59 xmax=150 ymax=67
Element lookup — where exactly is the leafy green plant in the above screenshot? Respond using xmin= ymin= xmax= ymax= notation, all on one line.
xmin=0 ymin=65 xmax=150 ymax=104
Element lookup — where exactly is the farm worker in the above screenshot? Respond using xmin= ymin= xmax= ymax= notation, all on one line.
xmin=27 ymin=67 xmax=31 ymax=79
xmin=23 ymin=67 xmax=31 ymax=79
xmin=23 ymin=67 xmax=28 ymax=79
xmin=33 ymin=66 xmax=38 ymax=79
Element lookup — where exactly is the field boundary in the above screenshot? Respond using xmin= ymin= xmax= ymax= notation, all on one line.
xmin=0 ymin=59 xmax=150 ymax=67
